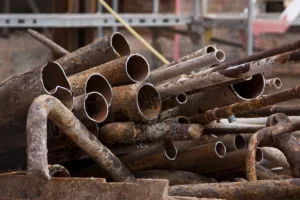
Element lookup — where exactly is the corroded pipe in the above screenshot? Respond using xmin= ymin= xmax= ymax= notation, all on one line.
xmin=203 ymin=121 xmax=264 ymax=134
xmin=56 ymin=32 xmax=131 ymax=75
xmin=246 ymin=114 xmax=300 ymax=181
xmin=26 ymin=95 xmax=135 ymax=182
xmin=107 ymin=83 xmax=161 ymax=122
xmin=236 ymin=105 xmax=300 ymax=118
xmin=148 ymin=50 xmax=225 ymax=84
xmin=73 ymin=92 xmax=108 ymax=126
xmin=0 ymin=61 xmax=73 ymax=154
xmin=68 ymin=54 xmax=149 ymax=88
xmin=157 ymin=48 xmax=300 ymax=97
xmin=153 ymin=45 xmax=216 ymax=72
xmin=133 ymin=170 xmax=216 ymax=185
xmin=190 ymin=85 xmax=300 ymax=124
xmin=100 ymin=122 xmax=202 ymax=144
xmin=264 ymin=78 xmax=282 ymax=93
xmin=161 ymin=93 xmax=188 ymax=111
xmin=169 ymin=179 xmax=300 ymax=200
xmin=200 ymin=134 xmax=246 ymax=152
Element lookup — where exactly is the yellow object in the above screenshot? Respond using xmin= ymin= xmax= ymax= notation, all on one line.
xmin=99 ymin=0 xmax=169 ymax=64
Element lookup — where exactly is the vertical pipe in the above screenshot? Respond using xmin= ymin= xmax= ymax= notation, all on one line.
xmin=97 ymin=1 xmax=103 ymax=37
xmin=173 ymin=0 xmax=180 ymax=61
xmin=193 ymin=0 xmax=200 ymax=19
xmin=247 ymin=0 xmax=254 ymax=55
xmin=201 ymin=0 xmax=207 ymax=16
xmin=112 ymin=0 xmax=118 ymax=32
xmin=153 ymin=0 xmax=159 ymax=13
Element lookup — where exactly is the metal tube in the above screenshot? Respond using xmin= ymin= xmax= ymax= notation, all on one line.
xmin=107 ymin=83 xmax=161 ymax=122
xmin=167 ymin=74 xmax=265 ymax=117
xmin=200 ymin=134 xmax=246 ymax=152
xmin=195 ymin=39 xmax=300 ymax=78
xmin=26 ymin=95 xmax=135 ymax=182
xmin=161 ymin=93 xmax=187 ymax=111
xmin=0 ymin=61 xmax=73 ymax=154
xmin=153 ymin=45 xmax=216 ymax=72
xmin=133 ymin=170 xmax=215 ymax=185
xmin=112 ymin=0 xmax=118 ymax=32
xmin=190 ymin=85 xmax=300 ymax=124
xmin=68 ymin=54 xmax=149 ymax=88
xmin=247 ymin=0 xmax=253 ymax=55
xmin=169 ymin=179 xmax=300 ymax=200
xmin=236 ymin=105 xmax=300 ymax=118
xmin=260 ymin=147 xmax=290 ymax=169
xmin=203 ymin=121 xmax=264 ymax=134
xmin=246 ymin=113 xmax=300 ymax=181
xmin=56 ymin=32 xmax=131 ymax=75
xmin=70 ymin=73 xmax=113 ymax=104
xmin=73 ymin=92 xmax=108 ymax=126
xmin=223 ymin=116 xmax=300 ymax=125
xmin=264 ymin=78 xmax=282 ymax=93
xmin=148 ymin=50 xmax=225 ymax=84
xmin=100 ymin=122 xmax=203 ymax=144
xmin=27 ymin=29 xmax=69 ymax=57
xmin=157 ymin=48 xmax=300 ymax=97
xmin=186 ymin=148 xmax=263 ymax=175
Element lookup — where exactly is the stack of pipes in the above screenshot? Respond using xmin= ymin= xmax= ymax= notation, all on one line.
xmin=1 ymin=29 xmax=300 ymax=199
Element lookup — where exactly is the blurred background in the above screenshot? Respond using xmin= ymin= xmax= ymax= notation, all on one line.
xmin=0 ymin=0 xmax=299 ymax=91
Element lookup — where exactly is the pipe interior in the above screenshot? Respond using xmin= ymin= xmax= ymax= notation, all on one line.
xmin=85 ymin=74 xmax=113 ymax=105
xmin=42 ymin=62 xmax=71 ymax=92
xmin=111 ymin=33 xmax=131 ymax=56
xmin=51 ymin=87 xmax=73 ymax=110
xmin=215 ymin=50 xmax=226 ymax=62
xmin=215 ymin=142 xmax=226 ymax=158
xmin=176 ymin=116 xmax=190 ymax=124
xmin=231 ymin=73 xmax=265 ymax=100
xmin=274 ymin=78 xmax=282 ymax=89
xmin=85 ymin=93 xmax=108 ymax=123
xmin=164 ymin=142 xmax=177 ymax=160
xmin=206 ymin=45 xmax=216 ymax=53
xmin=176 ymin=93 xmax=187 ymax=104
xmin=126 ymin=55 xmax=150 ymax=82
xmin=138 ymin=84 xmax=161 ymax=120
xmin=234 ymin=135 xmax=246 ymax=150
xmin=256 ymin=148 xmax=264 ymax=164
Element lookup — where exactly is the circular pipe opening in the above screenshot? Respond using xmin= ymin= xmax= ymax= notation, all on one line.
xmin=126 ymin=54 xmax=150 ymax=82
xmin=52 ymin=86 xmax=74 ymax=110
xmin=176 ymin=93 xmax=187 ymax=104
xmin=111 ymin=32 xmax=131 ymax=56
xmin=84 ymin=92 xmax=108 ymax=123
xmin=205 ymin=45 xmax=216 ymax=54
xmin=215 ymin=50 xmax=226 ymax=62
xmin=255 ymin=148 xmax=264 ymax=164
xmin=215 ymin=141 xmax=226 ymax=158
xmin=42 ymin=62 xmax=71 ymax=92
xmin=234 ymin=135 xmax=246 ymax=150
xmin=176 ymin=116 xmax=191 ymax=124
xmin=85 ymin=73 xmax=113 ymax=106
xmin=274 ymin=78 xmax=282 ymax=89
xmin=137 ymin=83 xmax=161 ymax=120
xmin=231 ymin=73 xmax=265 ymax=100
xmin=164 ymin=141 xmax=177 ymax=160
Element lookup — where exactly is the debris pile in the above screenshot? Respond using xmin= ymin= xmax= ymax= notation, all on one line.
xmin=0 ymin=30 xmax=300 ymax=199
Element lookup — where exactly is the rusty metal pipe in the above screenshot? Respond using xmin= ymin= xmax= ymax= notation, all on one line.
xmin=27 ymin=29 xmax=69 ymax=57
xmin=0 ymin=61 xmax=73 ymax=154
xmin=169 ymin=179 xmax=300 ymax=200
xmin=190 ymin=85 xmax=300 ymax=124
xmin=246 ymin=114 xmax=300 ymax=181
xmin=26 ymin=95 xmax=135 ymax=181
xmin=226 ymin=116 xmax=300 ymax=126
xmin=157 ymin=48 xmax=300 ymax=97
xmin=133 ymin=170 xmax=216 ymax=185
xmin=56 ymin=32 xmax=131 ymax=75
xmin=148 ymin=50 xmax=225 ymax=84
xmin=153 ymin=45 xmax=216 ymax=72
xmin=236 ymin=105 xmax=300 ymax=118
xmin=73 ymin=92 xmax=108 ymax=126
xmin=200 ymin=134 xmax=246 ymax=152
xmin=68 ymin=54 xmax=149 ymax=88
xmin=195 ymin=39 xmax=300 ymax=77
xmin=107 ymin=83 xmax=161 ymax=122
xmin=264 ymin=78 xmax=282 ymax=93
xmin=161 ymin=93 xmax=187 ymax=111
xmin=186 ymin=148 xmax=263 ymax=175
xmin=202 ymin=121 xmax=264 ymax=134
xmin=100 ymin=122 xmax=203 ymax=144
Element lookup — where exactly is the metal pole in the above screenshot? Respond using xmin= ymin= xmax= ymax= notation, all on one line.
xmin=247 ymin=0 xmax=253 ymax=55
xmin=201 ymin=0 xmax=207 ymax=16
xmin=112 ymin=0 xmax=118 ymax=32
xmin=193 ymin=0 xmax=200 ymax=19
xmin=153 ymin=0 xmax=159 ymax=13
xmin=97 ymin=1 xmax=103 ymax=37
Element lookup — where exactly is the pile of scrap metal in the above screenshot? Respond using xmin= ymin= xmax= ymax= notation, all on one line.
xmin=0 ymin=29 xmax=300 ymax=199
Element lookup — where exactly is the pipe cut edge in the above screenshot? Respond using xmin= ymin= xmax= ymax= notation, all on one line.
xmin=26 ymin=95 xmax=135 ymax=182
xmin=126 ymin=54 xmax=150 ymax=83
xmin=84 ymin=92 xmax=109 ymax=123
xmin=215 ymin=141 xmax=226 ymax=158
xmin=110 ymin=32 xmax=131 ymax=56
